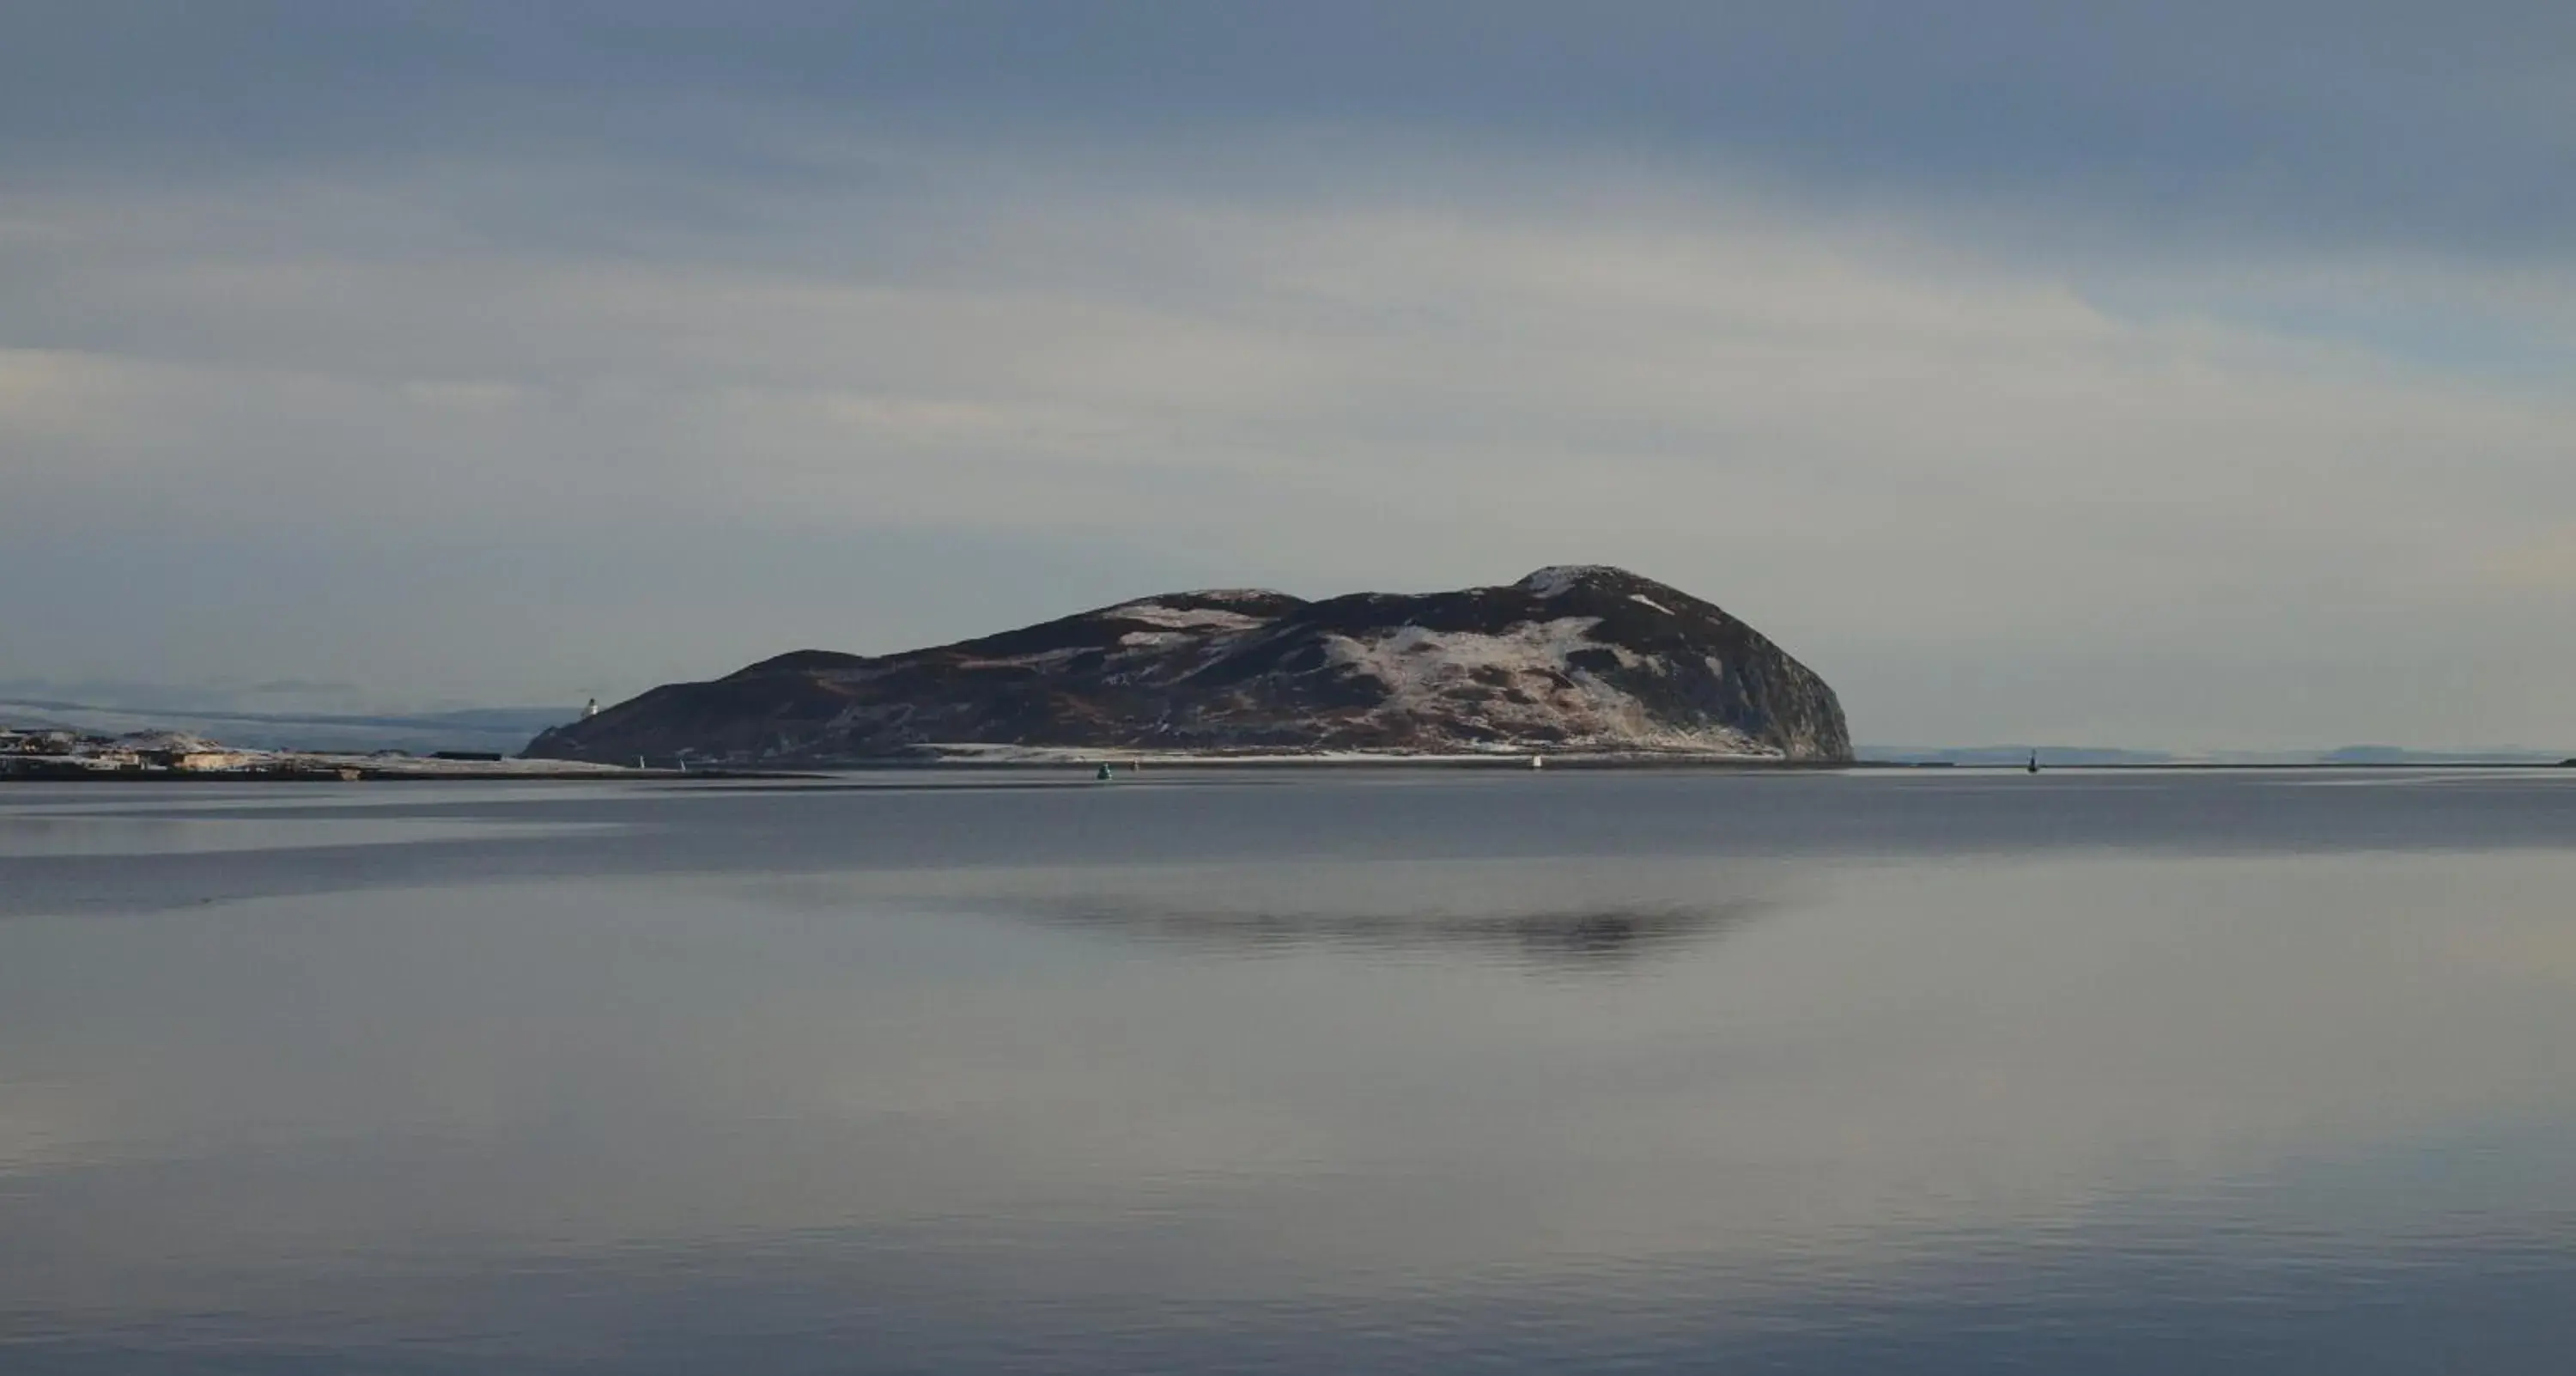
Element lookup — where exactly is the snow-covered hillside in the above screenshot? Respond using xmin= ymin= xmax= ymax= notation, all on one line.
xmin=526 ymin=567 xmax=1850 ymax=764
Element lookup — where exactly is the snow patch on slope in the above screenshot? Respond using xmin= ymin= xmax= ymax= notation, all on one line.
xmin=953 ymin=646 xmax=1093 ymax=672
xmin=1110 ymin=601 xmax=1271 ymax=631
xmin=1517 ymin=566 xmax=1601 ymax=598
xmin=1326 ymin=618 xmax=1607 ymax=691
xmin=1320 ymin=617 xmax=1767 ymax=754
xmin=1172 ymin=588 xmax=1291 ymax=606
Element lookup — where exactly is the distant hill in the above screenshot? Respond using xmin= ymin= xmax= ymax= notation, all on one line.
xmin=0 ymin=699 xmax=580 ymax=756
xmin=1862 ymin=746 xmax=2184 ymax=767
xmin=526 ymin=565 xmax=1850 ymax=765
xmin=1861 ymin=745 xmax=2569 ymax=766
xmin=2311 ymin=745 xmax=2565 ymax=765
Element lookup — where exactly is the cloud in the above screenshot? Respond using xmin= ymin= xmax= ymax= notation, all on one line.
xmin=0 ymin=9 xmax=2569 ymax=746
xmin=0 ymin=348 xmax=136 ymax=436
xmin=2482 ymin=528 xmax=2576 ymax=590
xmin=5 ymin=3 xmax=2569 ymax=256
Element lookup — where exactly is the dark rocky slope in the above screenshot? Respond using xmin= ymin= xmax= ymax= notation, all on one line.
xmin=525 ymin=566 xmax=1850 ymax=764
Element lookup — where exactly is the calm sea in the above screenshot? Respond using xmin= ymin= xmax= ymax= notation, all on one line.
xmin=3 ymin=769 xmax=2574 ymax=1373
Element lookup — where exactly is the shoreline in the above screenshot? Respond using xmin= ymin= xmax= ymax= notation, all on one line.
xmin=0 ymin=761 xmax=813 ymax=783
xmin=7 ymin=754 xmax=2567 ymax=783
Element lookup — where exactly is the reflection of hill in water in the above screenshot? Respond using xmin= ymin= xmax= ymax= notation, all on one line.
xmin=1037 ymin=897 xmax=1766 ymax=970
xmin=754 ymin=860 xmax=1783 ymax=972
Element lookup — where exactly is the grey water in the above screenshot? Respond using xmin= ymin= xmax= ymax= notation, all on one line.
xmin=3 ymin=769 xmax=2575 ymax=1373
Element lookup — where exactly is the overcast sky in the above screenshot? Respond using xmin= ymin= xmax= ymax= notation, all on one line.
xmin=3 ymin=3 xmax=2571 ymax=747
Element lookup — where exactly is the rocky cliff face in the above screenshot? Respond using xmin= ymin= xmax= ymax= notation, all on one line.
xmin=524 ymin=566 xmax=1851 ymax=764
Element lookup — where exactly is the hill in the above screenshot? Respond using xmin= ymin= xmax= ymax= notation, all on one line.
xmin=524 ymin=566 xmax=1850 ymax=764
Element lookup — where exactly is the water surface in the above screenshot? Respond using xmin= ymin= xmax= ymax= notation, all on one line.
xmin=3 ymin=770 xmax=2573 ymax=1372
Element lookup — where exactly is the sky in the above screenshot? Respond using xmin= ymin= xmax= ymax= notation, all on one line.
xmin=3 ymin=2 xmax=2571 ymax=749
